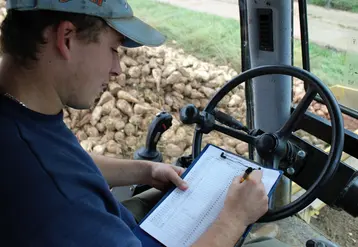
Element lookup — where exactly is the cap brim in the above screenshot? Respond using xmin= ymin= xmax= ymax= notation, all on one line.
xmin=106 ymin=17 xmax=166 ymax=48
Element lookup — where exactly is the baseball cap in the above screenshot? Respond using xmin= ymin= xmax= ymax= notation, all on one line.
xmin=6 ymin=0 xmax=166 ymax=48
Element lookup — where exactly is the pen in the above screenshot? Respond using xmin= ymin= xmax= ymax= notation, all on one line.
xmin=235 ymin=167 xmax=261 ymax=246
xmin=240 ymin=167 xmax=254 ymax=183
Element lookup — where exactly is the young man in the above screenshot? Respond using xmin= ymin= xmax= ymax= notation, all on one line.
xmin=0 ymin=0 xmax=289 ymax=246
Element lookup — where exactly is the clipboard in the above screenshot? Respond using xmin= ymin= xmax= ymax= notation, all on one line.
xmin=132 ymin=144 xmax=283 ymax=247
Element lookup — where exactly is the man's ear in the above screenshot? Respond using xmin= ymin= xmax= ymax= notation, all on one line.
xmin=55 ymin=21 xmax=77 ymax=60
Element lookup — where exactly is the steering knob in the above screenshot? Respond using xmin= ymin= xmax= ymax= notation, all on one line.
xmin=180 ymin=104 xmax=215 ymax=134
xmin=180 ymin=104 xmax=202 ymax=124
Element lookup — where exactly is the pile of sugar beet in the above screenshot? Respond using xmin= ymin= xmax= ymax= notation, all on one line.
xmin=62 ymin=45 xmax=357 ymax=163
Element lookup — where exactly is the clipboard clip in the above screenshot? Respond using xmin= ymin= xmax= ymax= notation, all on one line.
xmin=220 ymin=151 xmax=261 ymax=171
xmin=220 ymin=152 xmax=227 ymax=159
xmin=220 ymin=151 xmax=247 ymax=165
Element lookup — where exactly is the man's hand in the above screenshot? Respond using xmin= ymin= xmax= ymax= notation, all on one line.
xmin=221 ymin=170 xmax=268 ymax=227
xmin=147 ymin=162 xmax=188 ymax=192
xmin=192 ymin=169 xmax=268 ymax=247
xmin=90 ymin=153 xmax=189 ymax=190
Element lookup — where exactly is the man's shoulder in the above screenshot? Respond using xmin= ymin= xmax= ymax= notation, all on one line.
xmin=0 ymin=113 xmax=30 ymax=151
xmin=0 ymin=112 xmax=100 ymax=194
xmin=0 ymin=113 xmax=72 ymax=198
xmin=0 ymin=113 xmax=53 ymax=180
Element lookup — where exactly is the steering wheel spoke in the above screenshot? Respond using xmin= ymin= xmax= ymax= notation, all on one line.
xmin=213 ymin=123 xmax=257 ymax=145
xmin=277 ymin=88 xmax=317 ymax=139
xmin=213 ymin=109 xmax=249 ymax=133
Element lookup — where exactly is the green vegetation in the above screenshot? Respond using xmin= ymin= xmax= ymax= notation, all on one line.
xmin=130 ymin=0 xmax=358 ymax=87
xmin=309 ymin=0 xmax=358 ymax=13
xmin=130 ymin=0 xmax=242 ymax=69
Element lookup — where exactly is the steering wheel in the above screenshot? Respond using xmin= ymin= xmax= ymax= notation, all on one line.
xmin=180 ymin=64 xmax=344 ymax=222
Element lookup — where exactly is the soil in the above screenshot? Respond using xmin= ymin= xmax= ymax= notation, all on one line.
xmin=310 ymin=206 xmax=358 ymax=247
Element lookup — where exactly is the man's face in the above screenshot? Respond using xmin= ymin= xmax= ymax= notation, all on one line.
xmin=55 ymin=23 xmax=122 ymax=109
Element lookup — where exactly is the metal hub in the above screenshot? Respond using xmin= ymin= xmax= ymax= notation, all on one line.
xmin=256 ymin=133 xmax=279 ymax=159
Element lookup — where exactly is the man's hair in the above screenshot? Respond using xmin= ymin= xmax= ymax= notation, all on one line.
xmin=0 ymin=9 xmax=108 ymax=67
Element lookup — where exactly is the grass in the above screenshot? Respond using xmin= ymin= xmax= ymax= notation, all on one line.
xmin=129 ymin=0 xmax=358 ymax=88
xmin=130 ymin=0 xmax=242 ymax=69
xmin=309 ymin=0 xmax=358 ymax=13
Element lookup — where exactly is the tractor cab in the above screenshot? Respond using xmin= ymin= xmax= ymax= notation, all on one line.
xmin=103 ymin=0 xmax=358 ymax=246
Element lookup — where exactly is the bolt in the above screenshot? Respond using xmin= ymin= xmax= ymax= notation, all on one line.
xmin=287 ymin=167 xmax=295 ymax=175
xmin=306 ymin=240 xmax=316 ymax=247
xmin=297 ymin=150 xmax=306 ymax=159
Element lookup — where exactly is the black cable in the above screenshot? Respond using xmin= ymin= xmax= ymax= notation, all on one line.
xmin=298 ymin=0 xmax=310 ymax=72
xmin=238 ymin=0 xmax=254 ymax=161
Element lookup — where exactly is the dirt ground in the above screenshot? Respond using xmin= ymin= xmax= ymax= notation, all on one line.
xmin=310 ymin=206 xmax=358 ymax=247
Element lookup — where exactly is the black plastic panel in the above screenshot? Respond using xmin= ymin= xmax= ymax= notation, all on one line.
xmin=257 ymin=9 xmax=274 ymax=51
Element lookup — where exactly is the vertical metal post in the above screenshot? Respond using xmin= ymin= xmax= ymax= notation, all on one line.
xmin=238 ymin=0 xmax=255 ymax=160
xmin=246 ymin=0 xmax=294 ymax=208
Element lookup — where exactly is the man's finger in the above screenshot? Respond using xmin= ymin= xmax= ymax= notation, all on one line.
xmin=167 ymin=169 xmax=188 ymax=191
xmin=172 ymin=165 xmax=186 ymax=176
xmin=248 ymin=170 xmax=263 ymax=182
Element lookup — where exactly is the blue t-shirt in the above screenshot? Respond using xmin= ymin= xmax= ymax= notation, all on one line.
xmin=0 ymin=95 xmax=142 ymax=246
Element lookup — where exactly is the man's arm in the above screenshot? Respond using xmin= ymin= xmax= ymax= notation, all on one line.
xmin=90 ymin=153 xmax=188 ymax=191
xmin=90 ymin=153 xmax=152 ymax=188
xmin=192 ymin=211 xmax=247 ymax=246
xmin=192 ymin=171 xmax=269 ymax=247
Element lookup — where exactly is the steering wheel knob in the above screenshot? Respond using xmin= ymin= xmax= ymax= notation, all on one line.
xmin=180 ymin=104 xmax=200 ymax=124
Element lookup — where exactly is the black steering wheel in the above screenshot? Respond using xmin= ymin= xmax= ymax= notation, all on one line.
xmin=180 ymin=64 xmax=344 ymax=222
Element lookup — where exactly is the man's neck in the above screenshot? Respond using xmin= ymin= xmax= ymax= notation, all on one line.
xmin=0 ymin=57 xmax=64 ymax=115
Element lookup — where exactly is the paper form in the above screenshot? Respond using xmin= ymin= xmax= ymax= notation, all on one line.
xmin=139 ymin=145 xmax=281 ymax=247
